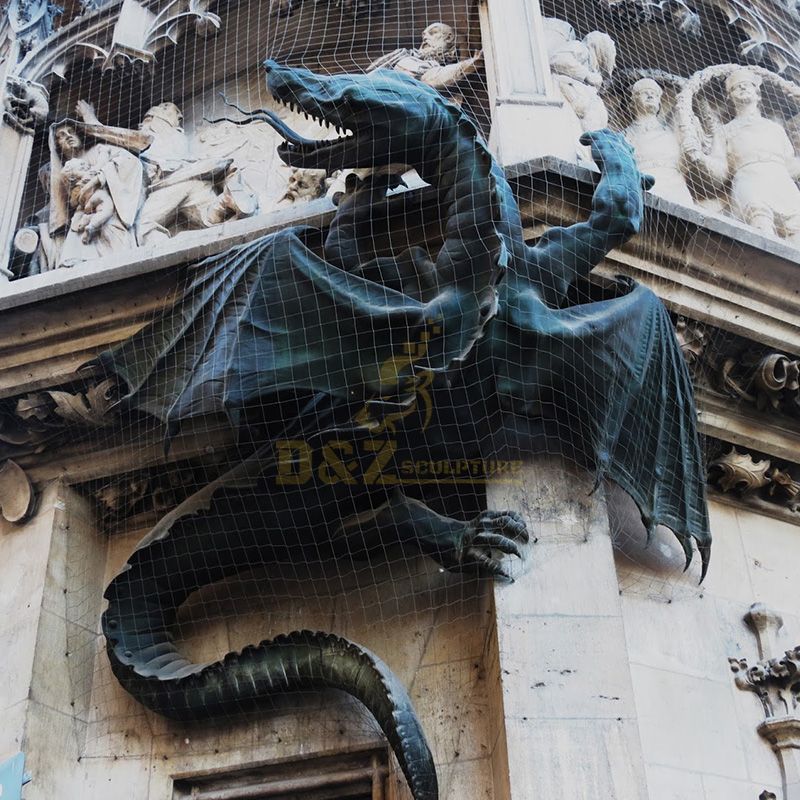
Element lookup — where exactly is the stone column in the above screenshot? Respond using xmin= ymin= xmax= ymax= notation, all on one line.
xmin=479 ymin=0 xmax=582 ymax=165
xmin=0 ymin=481 xmax=106 ymax=798
xmin=485 ymin=457 xmax=650 ymax=798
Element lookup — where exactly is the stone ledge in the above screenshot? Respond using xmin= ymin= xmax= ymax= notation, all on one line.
xmin=0 ymin=198 xmax=338 ymax=312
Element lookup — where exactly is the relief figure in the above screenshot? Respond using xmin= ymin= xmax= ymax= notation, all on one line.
xmin=623 ymin=78 xmax=694 ymax=206
xmin=544 ymin=17 xmax=616 ymax=131
xmin=681 ymin=67 xmax=800 ymax=243
xmin=367 ymin=22 xmax=482 ymax=92
xmin=49 ymin=121 xmax=143 ymax=267
xmin=73 ymin=100 xmax=258 ymax=245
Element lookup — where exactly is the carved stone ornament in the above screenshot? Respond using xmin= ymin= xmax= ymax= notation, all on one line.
xmin=707 ymin=442 xmax=800 ymax=517
xmin=708 ymin=447 xmax=772 ymax=495
xmin=544 ymin=17 xmax=616 ymax=131
xmin=16 ymin=378 xmax=119 ymax=428
xmin=620 ymin=75 xmax=695 ymax=206
xmin=0 ymin=378 xmax=120 ymax=461
xmin=730 ymin=604 xmax=800 ymax=800
xmin=6 ymin=0 xmax=60 ymax=54
xmin=676 ymin=65 xmax=800 ymax=245
xmin=3 ymin=76 xmax=48 ymax=133
xmin=0 ymin=459 xmax=35 ymax=522
xmin=46 ymin=0 xmax=221 ymax=78
xmin=46 ymin=101 xmax=258 ymax=266
xmin=594 ymin=0 xmax=701 ymax=38
xmin=366 ymin=21 xmax=482 ymax=93
xmin=674 ymin=316 xmax=708 ymax=366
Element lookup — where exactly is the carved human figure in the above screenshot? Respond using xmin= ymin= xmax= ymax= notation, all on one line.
xmin=544 ymin=18 xmax=616 ymax=130
xmin=623 ymin=78 xmax=694 ymax=205
xmin=280 ymin=168 xmax=328 ymax=204
xmin=367 ymin=22 xmax=482 ymax=91
xmin=74 ymin=100 xmax=258 ymax=244
xmin=49 ymin=121 xmax=144 ymax=266
xmin=61 ymin=159 xmax=118 ymax=244
xmin=684 ymin=68 xmax=800 ymax=243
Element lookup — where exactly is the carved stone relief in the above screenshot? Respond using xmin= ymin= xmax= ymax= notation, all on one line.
xmin=730 ymin=604 xmax=800 ymax=800
xmin=2 ymin=75 xmax=48 ymax=133
xmin=366 ymin=21 xmax=482 ymax=95
xmin=622 ymin=76 xmax=695 ymax=205
xmin=0 ymin=378 xmax=120 ymax=461
xmin=708 ymin=446 xmax=800 ymax=514
xmin=544 ymin=17 xmax=616 ymax=131
xmin=674 ymin=316 xmax=800 ymax=419
xmin=676 ymin=64 xmax=800 ymax=242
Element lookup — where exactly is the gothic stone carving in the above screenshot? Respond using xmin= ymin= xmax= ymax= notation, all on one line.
xmin=677 ymin=65 xmax=800 ymax=244
xmin=16 ymin=378 xmax=119 ymax=429
xmin=367 ymin=22 xmax=482 ymax=93
xmin=0 ymin=378 xmax=120 ymax=461
xmin=45 ymin=100 xmax=259 ymax=266
xmin=709 ymin=447 xmax=772 ymax=495
xmin=623 ymin=77 xmax=694 ymax=205
xmin=731 ymin=604 xmax=800 ymax=800
xmin=3 ymin=76 xmax=48 ymax=133
xmin=50 ymin=0 xmax=220 ymax=75
xmin=544 ymin=17 xmax=616 ymax=131
xmin=708 ymin=445 xmax=800 ymax=514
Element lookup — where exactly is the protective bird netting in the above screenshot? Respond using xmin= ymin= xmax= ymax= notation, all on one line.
xmin=7 ymin=0 xmax=799 ymax=795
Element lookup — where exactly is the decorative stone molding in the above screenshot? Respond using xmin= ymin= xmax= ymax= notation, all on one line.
xmin=674 ymin=316 xmax=800 ymax=421
xmin=2 ymin=75 xmax=48 ymax=133
xmin=730 ymin=604 xmax=800 ymax=800
xmin=0 ymin=378 xmax=120 ymax=461
xmin=0 ymin=459 xmax=35 ymax=522
xmin=708 ymin=446 xmax=800 ymax=514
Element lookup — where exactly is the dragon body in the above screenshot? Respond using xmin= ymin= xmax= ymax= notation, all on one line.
xmin=99 ymin=62 xmax=710 ymax=800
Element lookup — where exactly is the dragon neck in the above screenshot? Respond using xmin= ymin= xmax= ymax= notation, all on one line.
xmin=428 ymin=113 xmax=508 ymax=288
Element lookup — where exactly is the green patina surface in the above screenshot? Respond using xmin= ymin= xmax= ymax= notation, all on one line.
xmin=98 ymin=61 xmax=709 ymax=800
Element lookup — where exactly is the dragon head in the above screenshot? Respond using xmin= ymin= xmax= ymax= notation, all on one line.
xmin=262 ymin=59 xmax=461 ymax=176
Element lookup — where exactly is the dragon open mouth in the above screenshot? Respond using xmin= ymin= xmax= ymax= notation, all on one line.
xmin=265 ymin=95 xmax=356 ymax=164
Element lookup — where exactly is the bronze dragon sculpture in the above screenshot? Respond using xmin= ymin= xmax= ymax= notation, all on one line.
xmin=97 ymin=61 xmax=710 ymax=800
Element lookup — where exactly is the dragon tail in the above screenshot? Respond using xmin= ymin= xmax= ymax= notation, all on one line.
xmin=103 ymin=501 xmax=438 ymax=800
xmin=104 ymin=625 xmax=437 ymax=799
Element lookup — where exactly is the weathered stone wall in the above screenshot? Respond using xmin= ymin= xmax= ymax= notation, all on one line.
xmin=3 ymin=500 xmax=502 ymax=799
xmin=616 ymin=497 xmax=797 ymax=799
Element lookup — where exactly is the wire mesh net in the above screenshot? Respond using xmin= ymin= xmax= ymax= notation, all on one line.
xmin=6 ymin=0 xmax=798 ymax=795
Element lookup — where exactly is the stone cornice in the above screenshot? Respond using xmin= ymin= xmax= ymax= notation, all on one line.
xmin=513 ymin=157 xmax=800 ymax=355
xmin=1 ymin=158 xmax=799 ymax=522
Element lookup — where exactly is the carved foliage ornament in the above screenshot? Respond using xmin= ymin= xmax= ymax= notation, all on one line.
xmin=3 ymin=75 xmax=48 ymax=133
xmin=708 ymin=447 xmax=800 ymax=513
xmin=0 ymin=378 xmax=120 ymax=460
xmin=731 ymin=604 xmax=800 ymax=800
xmin=16 ymin=378 xmax=119 ymax=429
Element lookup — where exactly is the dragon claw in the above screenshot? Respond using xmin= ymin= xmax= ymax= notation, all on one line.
xmin=450 ymin=509 xmax=530 ymax=579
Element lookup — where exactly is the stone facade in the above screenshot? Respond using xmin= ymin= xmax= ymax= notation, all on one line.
xmin=2 ymin=0 xmax=800 ymax=799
